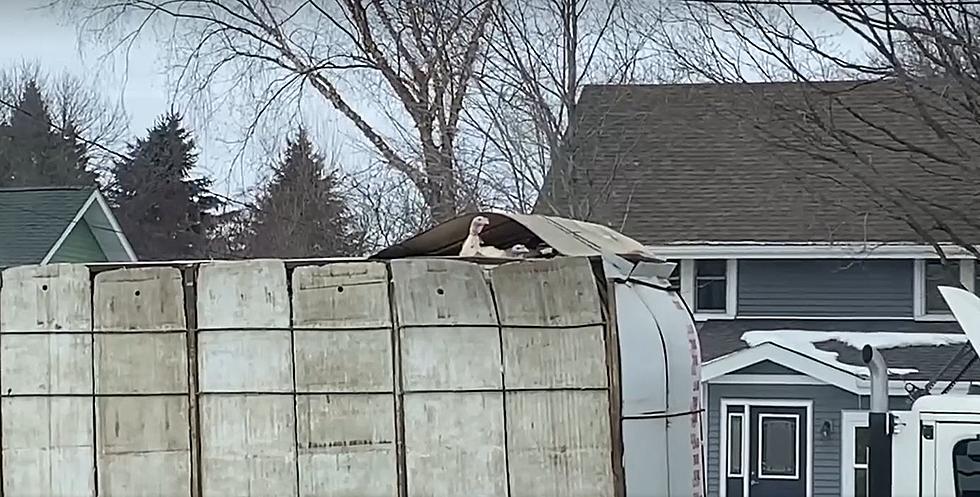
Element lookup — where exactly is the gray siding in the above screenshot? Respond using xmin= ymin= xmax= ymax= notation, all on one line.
xmin=737 ymin=259 xmax=914 ymax=317
xmin=705 ymin=382 xmax=909 ymax=497
xmin=731 ymin=360 xmax=800 ymax=375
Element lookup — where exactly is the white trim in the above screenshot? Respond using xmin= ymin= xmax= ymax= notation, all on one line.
xmin=702 ymin=343 xmax=863 ymax=394
xmin=737 ymin=315 xmax=916 ymax=321
xmin=647 ymin=242 xmax=980 ymax=260
xmin=727 ymin=412 xmax=746 ymax=477
xmin=91 ymin=190 xmax=137 ymax=262
xmin=914 ymin=259 xmax=969 ymax=321
xmin=711 ymin=374 xmax=828 ymax=386
xmin=719 ymin=399 xmax=814 ymax=497
xmin=840 ymin=410 xmax=869 ymax=497
xmin=40 ymin=190 xmax=98 ymax=264
xmin=40 ymin=190 xmax=137 ymax=265
xmin=680 ymin=258 xmax=695 ymax=310
xmin=692 ymin=258 xmax=737 ymax=320
xmin=758 ymin=413 xmax=801 ymax=480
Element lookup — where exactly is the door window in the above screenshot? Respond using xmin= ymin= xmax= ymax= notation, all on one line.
xmin=953 ymin=438 xmax=980 ymax=496
xmin=759 ymin=414 xmax=799 ymax=479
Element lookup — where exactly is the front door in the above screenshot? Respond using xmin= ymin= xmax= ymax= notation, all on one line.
xmin=748 ymin=406 xmax=808 ymax=497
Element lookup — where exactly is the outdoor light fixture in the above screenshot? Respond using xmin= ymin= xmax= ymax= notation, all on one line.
xmin=820 ymin=420 xmax=833 ymax=440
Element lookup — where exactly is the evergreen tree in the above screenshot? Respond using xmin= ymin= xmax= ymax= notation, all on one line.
xmin=0 ymin=80 xmax=96 ymax=186
xmin=246 ymin=128 xmax=363 ymax=257
xmin=110 ymin=112 xmax=222 ymax=260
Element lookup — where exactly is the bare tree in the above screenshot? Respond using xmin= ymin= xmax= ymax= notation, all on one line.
xmin=650 ymin=0 xmax=980 ymax=258
xmin=464 ymin=0 xmax=672 ymax=218
xmin=0 ymin=63 xmax=127 ymax=178
xmin=61 ymin=0 xmax=494 ymax=224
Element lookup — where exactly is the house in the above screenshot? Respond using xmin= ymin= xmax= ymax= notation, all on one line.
xmin=0 ymin=186 xmax=136 ymax=268
xmin=537 ymin=81 xmax=980 ymax=497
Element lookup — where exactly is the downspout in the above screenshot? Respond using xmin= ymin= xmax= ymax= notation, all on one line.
xmin=862 ymin=345 xmax=892 ymax=497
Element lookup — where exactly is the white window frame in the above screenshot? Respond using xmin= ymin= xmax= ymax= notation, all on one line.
xmin=678 ymin=259 xmax=737 ymax=321
xmin=758 ymin=413 xmax=802 ymax=480
xmin=914 ymin=259 xmax=974 ymax=321
xmin=841 ymin=411 xmax=869 ymax=497
xmin=841 ymin=410 xmax=911 ymax=497
xmin=727 ymin=412 xmax=745 ymax=478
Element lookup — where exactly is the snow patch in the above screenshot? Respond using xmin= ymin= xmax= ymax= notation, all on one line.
xmin=741 ymin=330 xmax=968 ymax=377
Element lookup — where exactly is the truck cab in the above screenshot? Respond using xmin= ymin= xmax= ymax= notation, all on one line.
xmin=893 ymin=395 xmax=980 ymax=497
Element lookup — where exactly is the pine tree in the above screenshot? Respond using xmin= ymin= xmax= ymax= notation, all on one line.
xmin=109 ymin=112 xmax=223 ymax=260
xmin=0 ymin=80 xmax=96 ymax=186
xmin=246 ymin=128 xmax=363 ymax=257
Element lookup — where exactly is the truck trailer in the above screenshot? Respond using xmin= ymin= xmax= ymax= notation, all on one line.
xmin=0 ymin=213 xmax=706 ymax=497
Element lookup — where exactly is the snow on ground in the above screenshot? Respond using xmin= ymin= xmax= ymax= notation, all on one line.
xmin=741 ymin=330 xmax=968 ymax=377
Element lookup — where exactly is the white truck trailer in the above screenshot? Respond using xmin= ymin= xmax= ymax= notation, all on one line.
xmin=0 ymin=213 xmax=706 ymax=497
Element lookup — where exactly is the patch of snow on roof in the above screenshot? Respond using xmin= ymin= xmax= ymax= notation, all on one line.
xmin=741 ymin=330 xmax=968 ymax=377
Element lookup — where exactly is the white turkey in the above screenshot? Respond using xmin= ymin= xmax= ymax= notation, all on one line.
xmin=459 ymin=215 xmax=530 ymax=258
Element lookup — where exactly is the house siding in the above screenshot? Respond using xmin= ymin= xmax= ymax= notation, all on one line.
xmin=737 ymin=259 xmax=914 ymax=317
xmin=48 ymin=221 xmax=107 ymax=263
xmin=730 ymin=361 xmax=800 ymax=375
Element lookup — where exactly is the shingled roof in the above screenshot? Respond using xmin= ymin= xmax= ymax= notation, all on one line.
xmin=0 ymin=186 xmax=135 ymax=267
xmin=539 ymin=80 xmax=980 ymax=245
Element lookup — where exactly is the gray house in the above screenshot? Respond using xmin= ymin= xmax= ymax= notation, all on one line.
xmin=538 ymin=81 xmax=980 ymax=497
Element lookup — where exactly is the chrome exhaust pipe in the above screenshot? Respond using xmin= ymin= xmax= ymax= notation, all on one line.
xmin=862 ymin=345 xmax=892 ymax=497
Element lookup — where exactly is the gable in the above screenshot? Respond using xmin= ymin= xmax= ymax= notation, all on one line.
xmin=48 ymin=220 xmax=108 ymax=264
xmin=0 ymin=187 xmax=93 ymax=267
xmin=729 ymin=360 xmax=800 ymax=375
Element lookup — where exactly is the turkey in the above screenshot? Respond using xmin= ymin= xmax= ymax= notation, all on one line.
xmin=459 ymin=215 xmax=530 ymax=258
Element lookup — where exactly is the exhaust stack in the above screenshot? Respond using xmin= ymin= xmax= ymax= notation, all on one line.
xmin=862 ymin=345 xmax=892 ymax=497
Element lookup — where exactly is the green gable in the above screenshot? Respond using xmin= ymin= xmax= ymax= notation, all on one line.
xmin=48 ymin=220 xmax=109 ymax=264
xmin=0 ymin=186 xmax=130 ymax=268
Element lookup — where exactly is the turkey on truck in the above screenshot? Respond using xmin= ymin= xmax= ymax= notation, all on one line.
xmin=0 ymin=212 xmax=706 ymax=497
xmin=863 ymin=286 xmax=980 ymax=497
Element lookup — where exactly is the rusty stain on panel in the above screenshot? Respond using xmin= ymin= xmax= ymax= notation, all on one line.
xmin=198 ymin=330 xmax=292 ymax=393
xmin=292 ymin=263 xmax=391 ymax=329
xmin=400 ymin=327 xmax=502 ymax=392
xmin=94 ymin=267 xmax=185 ymax=331
xmin=0 ymin=334 xmax=92 ymax=395
xmin=293 ymin=330 xmax=393 ymax=393
xmin=390 ymin=260 xmax=497 ymax=326
xmin=296 ymin=394 xmax=397 ymax=497
xmin=197 ymin=261 xmax=289 ymax=330
xmin=403 ymin=392 xmax=507 ymax=497
xmin=502 ymin=326 xmax=608 ymax=389
xmin=1 ymin=397 xmax=95 ymax=497
xmin=94 ymin=333 xmax=188 ymax=394
xmin=490 ymin=258 xmax=602 ymax=327
xmin=199 ymin=395 xmax=297 ymax=497
xmin=96 ymin=396 xmax=191 ymax=496
xmin=506 ymin=391 xmax=614 ymax=497
xmin=1 ymin=264 xmax=91 ymax=333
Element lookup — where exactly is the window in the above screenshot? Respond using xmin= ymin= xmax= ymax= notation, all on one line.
xmin=667 ymin=259 xmax=682 ymax=291
xmin=853 ymin=427 xmax=869 ymax=497
xmin=695 ymin=260 xmax=727 ymax=313
xmin=953 ymin=438 xmax=980 ymax=496
xmin=916 ymin=259 xmax=974 ymax=319
xmin=758 ymin=414 xmax=800 ymax=479
xmin=926 ymin=260 xmax=961 ymax=314
xmin=727 ymin=413 xmax=744 ymax=477
xmin=975 ymin=261 xmax=980 ymax=297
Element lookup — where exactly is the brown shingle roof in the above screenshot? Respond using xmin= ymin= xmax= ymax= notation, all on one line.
xmin=538 ymin=80 xmax=980 ymax=244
